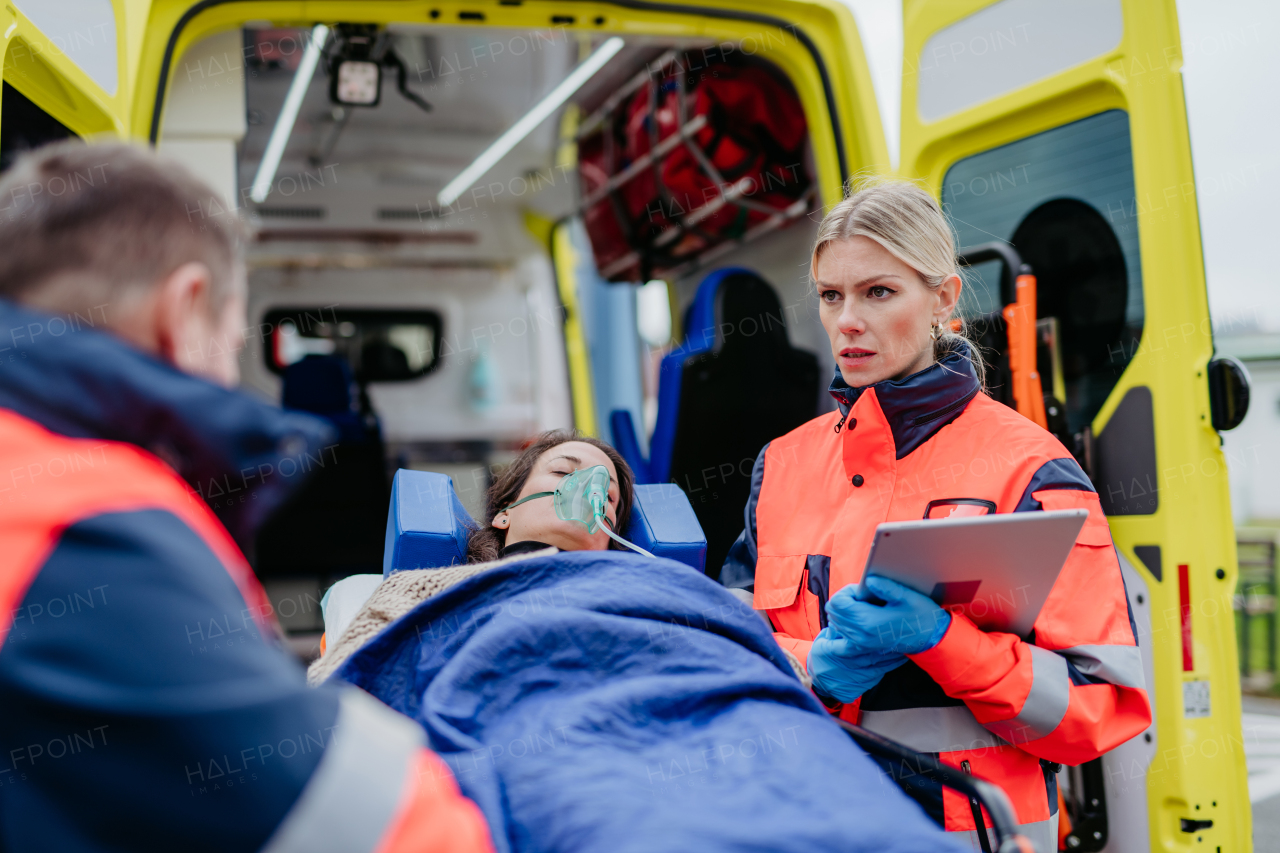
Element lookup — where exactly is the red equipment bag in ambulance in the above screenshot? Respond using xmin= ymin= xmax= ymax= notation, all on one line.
xmin=579 ymin=51 xmax=813 ymax=282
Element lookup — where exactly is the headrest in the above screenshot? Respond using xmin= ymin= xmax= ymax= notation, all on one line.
xmin=383 ymin=469 xmax=474 ymax=575
xmin=682 ymin=266 xmax=755 ymax=353
xmin=648 ymin=267 xmax=781 ymax=484
xmin=361 ymin=340 xmax=410 ymax=378
xmin=282 ymin=354 xmax=354 ymax=415
xmin=382 ymin=470 xmax=708 ymax=574
xmin=682 ymin=267 xmax=787 ymax=354
xmin=717 ymin=272 xmax=788 ymax=350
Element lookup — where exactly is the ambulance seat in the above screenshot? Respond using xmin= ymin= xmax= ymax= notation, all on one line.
xmin=280 ymin=354 xmax=374 ymax=445
xmin=382 ymin=469 xmax=707 ymax=574
xmin=255 ymin=354 xmax=388 ymax=577
xmin=612 ymin=268 xmax=820 ymax=580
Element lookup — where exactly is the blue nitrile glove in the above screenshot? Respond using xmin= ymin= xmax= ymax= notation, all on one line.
xmin=825 ymin=576 xmax=952 ymax=656
xmin=807 ymin=627 xmax=908 ymax=703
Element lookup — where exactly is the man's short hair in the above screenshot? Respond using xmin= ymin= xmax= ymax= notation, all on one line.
xmin=0 ymin=141 xmax=245 ymax=318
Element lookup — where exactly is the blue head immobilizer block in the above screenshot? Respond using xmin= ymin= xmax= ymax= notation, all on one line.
xmin=382 ymin=470 xmax=707 ymax=574
xmin=383 ymin=469 xmax=475 ymax=575
xmin=624 ymin=484 xmax=707 ymax=572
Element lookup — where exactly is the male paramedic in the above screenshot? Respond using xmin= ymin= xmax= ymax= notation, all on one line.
xmin=0 ymin=142 xmax=493 ymax=852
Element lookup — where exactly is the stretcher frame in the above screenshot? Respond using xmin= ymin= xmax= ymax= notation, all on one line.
xmin=838 ymin=721 xmax=1037 ymax=853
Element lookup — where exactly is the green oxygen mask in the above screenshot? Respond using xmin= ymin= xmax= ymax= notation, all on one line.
xmin=502 ymin=465 xmax=654 ymax=557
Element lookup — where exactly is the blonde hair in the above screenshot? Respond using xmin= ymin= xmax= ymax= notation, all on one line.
xmin=811 ymin=178 xmax=983 ymax=386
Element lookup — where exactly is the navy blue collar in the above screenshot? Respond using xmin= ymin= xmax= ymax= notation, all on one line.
xmin=829 ymin=341 xmax=981 ymax=459
xmin=0 ymin=299 xmax=333 ymax=549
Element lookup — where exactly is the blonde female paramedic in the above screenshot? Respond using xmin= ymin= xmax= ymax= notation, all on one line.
xmin=719 ymin=181 xmax=1151 ymax=850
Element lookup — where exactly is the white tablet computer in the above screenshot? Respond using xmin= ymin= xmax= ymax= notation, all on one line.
xmin=863 ymin=509 xmax=1088 ymax=638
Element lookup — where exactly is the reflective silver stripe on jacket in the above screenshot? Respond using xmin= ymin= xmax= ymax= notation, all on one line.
xmin=261 ymin=688 xmax=425 ymax=853
xmin=1060 ymin=643 xmax=1146 ymax=689
xmin=984 ymin=645 xmax=1071 ymax=746
xmin=860 ymin=705 xmax=1007 ymax=753
xmin=959 ymin=813 xmax=1057 ymax=853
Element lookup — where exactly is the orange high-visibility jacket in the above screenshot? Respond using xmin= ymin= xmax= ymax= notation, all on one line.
xmin=0 ymin=296 xmax=492 ymax=853
xmin=721 ymin=346 xmax=1151 ymax=845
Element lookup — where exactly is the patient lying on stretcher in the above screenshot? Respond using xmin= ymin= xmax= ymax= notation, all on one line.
xmin=310 ymin=429 xmax=961 ymax=853
xmin=312 ymin=431 xmax=640 ymax=674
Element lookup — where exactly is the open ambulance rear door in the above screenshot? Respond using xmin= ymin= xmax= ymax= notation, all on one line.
xmin=898 ymin=1 xmax=1249 ymax=850
xmin=1 ymin=2 xmax=123 ymax=167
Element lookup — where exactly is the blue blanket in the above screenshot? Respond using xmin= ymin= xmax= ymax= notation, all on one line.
xmin=335 ymin=551 xmax=962 ymax=853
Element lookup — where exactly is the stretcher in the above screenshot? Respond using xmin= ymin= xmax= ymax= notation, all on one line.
xmin=839 ymin=722 xmax=1035 ymax=853
xmin=321 ymin=469 xmax=1040 ymax=852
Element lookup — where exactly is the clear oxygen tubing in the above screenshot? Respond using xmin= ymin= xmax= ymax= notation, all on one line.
xmin=501 ymin=465 xmax=655 ymax=558
xmin=598 ymin=517 xmax=655 ymax=558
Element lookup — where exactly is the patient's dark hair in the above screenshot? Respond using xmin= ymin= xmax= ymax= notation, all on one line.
xmin=466 ymin=429 xmax=635 ymax=563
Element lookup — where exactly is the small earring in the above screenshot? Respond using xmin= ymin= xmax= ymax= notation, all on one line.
xmin=930 ymin=322 xmax=941 ymax=341
xmin=494 ymin=513 xmax=509 ymax=529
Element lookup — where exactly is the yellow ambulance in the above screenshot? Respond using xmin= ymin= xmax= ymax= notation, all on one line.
xmin=0 ymin=0 xmax=1252 ymax=848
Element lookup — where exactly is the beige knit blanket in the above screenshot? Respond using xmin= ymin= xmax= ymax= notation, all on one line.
xmin=307 ymin=547 xmax=557 ymax=685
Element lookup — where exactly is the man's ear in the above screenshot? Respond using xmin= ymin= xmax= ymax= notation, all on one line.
xmin=153 ymin=262 xmax=213 ymax=372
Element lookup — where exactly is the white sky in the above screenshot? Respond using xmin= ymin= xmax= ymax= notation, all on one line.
xmin=840 ymin=0 xmax=1280 ymax=334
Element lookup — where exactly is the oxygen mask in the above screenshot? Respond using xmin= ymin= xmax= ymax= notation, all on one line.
xmin=503 ymin=465 xmax=654 ymax=557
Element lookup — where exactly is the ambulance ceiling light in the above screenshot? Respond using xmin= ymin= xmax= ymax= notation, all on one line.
xmin=250 ymin=24 xmax=330 ymax=204
xmin=437 ymin=36 xmax=624 ymax=207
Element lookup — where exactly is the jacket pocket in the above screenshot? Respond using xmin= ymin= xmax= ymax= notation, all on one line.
xmin=753 ymin=554 xmax=808 ymax=610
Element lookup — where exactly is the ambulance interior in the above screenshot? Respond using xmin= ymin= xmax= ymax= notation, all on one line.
xmin=161 ymin=23 xmax=1140 ymax=668
xmin=160 ymin=23 xmax=823 ymax=644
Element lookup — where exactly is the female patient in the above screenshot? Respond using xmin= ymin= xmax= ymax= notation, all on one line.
xmin=465 ymin=430 xmax=635 ymax=562
xmin=314 ymin=430 xmax=635 ymax=673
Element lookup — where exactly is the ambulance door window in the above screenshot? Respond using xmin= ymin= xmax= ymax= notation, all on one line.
xmin=0 ymin=82 xmax=75 ymax=172
xmin=942 ymin=110 xmax=1142 ymax=439
xmin=263 ymin=308 xmax=444 ymax=384
xmin=1010 ymin=198 xmax=1128 ymax=435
